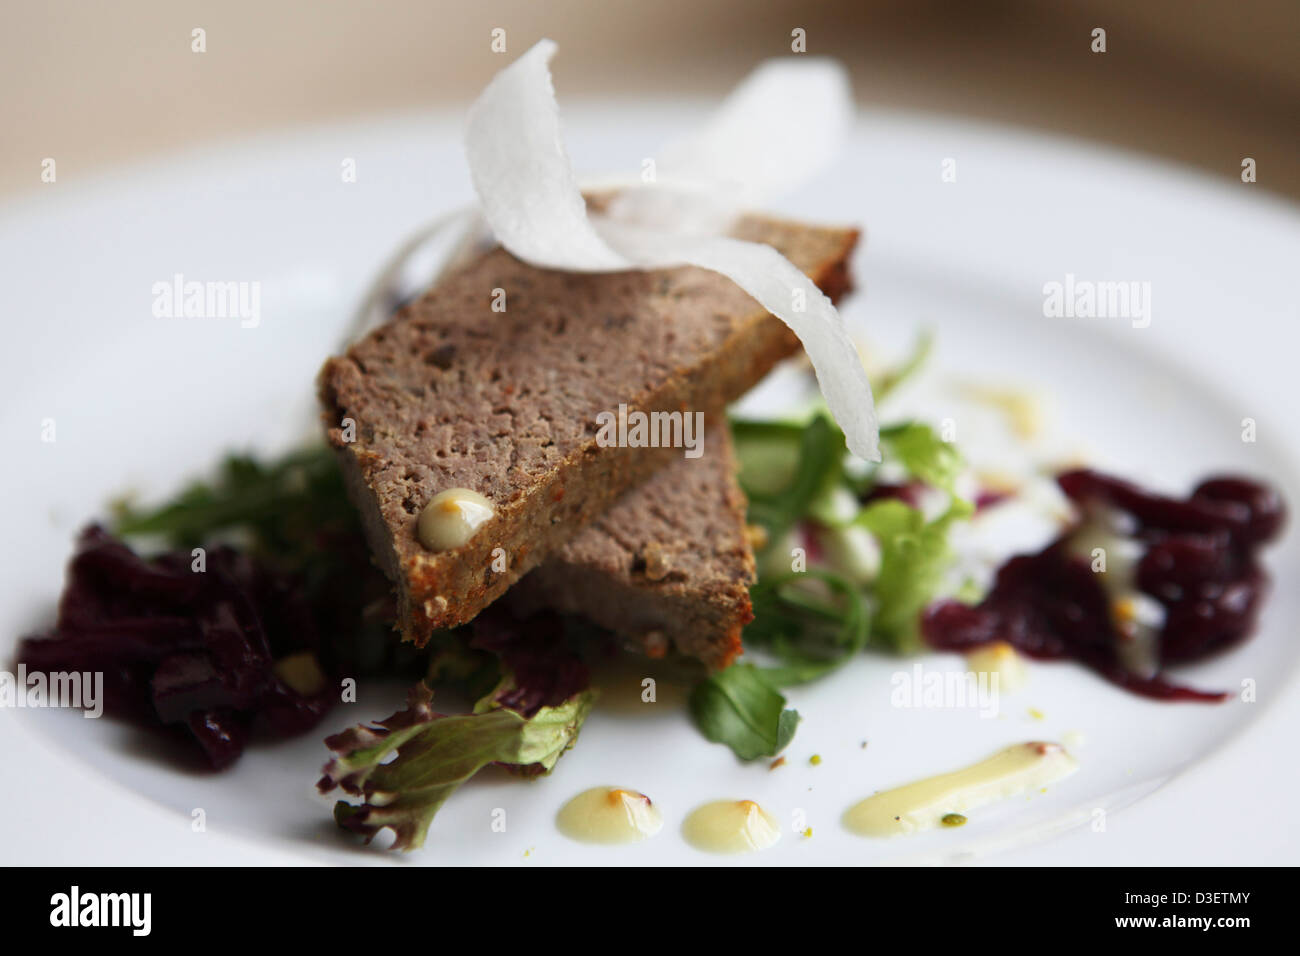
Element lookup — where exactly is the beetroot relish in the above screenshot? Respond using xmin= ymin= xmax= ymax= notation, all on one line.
xmin=16 ymin=526 xmax=338 ymax=768
xmin=922 ymin=469 xmax=1285 ymax=701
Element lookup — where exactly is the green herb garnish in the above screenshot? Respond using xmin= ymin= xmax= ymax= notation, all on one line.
xmin=733 ymin=414 xmax=845 ymax=539
xmin=706 ymin=335 xmax=975 ymax=759
xmin=745 ymin=570 xmax=871 ymax=684
xmin=113 ymin=446 xmax=356 ymax=560
xmin=689 ymin=663 xmax=800 ymax=761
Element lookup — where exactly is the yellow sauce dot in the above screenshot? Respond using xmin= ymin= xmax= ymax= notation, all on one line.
xmin=556 ymin=786 xmax=663 ymax=845
xmin=682 ymin=800 xmax=781 ymax=854
xmin=966 ymin=642 xmax=1028 ymax=693
xmin=417 ymin=488 xmax=495 ymax=551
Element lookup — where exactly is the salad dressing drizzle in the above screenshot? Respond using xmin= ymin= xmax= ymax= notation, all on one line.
xmin=843 ymin=741 xmax=1077 ymax=837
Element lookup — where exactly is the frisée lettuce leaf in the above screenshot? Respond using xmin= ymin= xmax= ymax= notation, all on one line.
xmin=856 ymin=496 xmax=974 ymax=653
xmin=320 ymin=681 xmax=593 ymax=851
xmin=878 ymin=421 xmax=964 ymax=495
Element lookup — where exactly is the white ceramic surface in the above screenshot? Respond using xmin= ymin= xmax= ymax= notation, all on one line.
xmin=2 ymin=103 xmax=1297 ymax=865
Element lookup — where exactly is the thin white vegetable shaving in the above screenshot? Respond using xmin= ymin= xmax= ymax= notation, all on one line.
xmin=464 ymin=38 xmax=879 ymax=461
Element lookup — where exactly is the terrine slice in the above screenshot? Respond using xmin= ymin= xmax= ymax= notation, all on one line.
xmin=318 ymin=214 xmax=858 ymax=643
xmin=514 ymin=421 xmax=754 ymax=669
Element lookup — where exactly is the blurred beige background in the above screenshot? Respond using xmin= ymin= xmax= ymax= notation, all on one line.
xmin=2 ymin=0 xmax=1297 ymax=199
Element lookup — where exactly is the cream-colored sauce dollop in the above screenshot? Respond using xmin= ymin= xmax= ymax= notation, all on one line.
xmin=1068 ymin=513 xmax=1163 ymax=677
xmin=555 ymin=787 xmax=664 ymax=845
xmin=843 ymin=741 xmax=1078 ymax=837
xmin=417 ymin=488 xmax=495 ymax=551
xmin=682 ymin=800 xmax=781 ymax=854
xmin=965 ymin=641 xmax=1028 ymax=693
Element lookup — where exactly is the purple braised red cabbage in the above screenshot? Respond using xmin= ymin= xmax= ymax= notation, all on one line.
xmin=468 ymin=606 xmax=594 ymax=717
xmin=16 ymin=526 xmax=336 ymax=768
xmin=923 ymin=469 xmax=1286 ymax=701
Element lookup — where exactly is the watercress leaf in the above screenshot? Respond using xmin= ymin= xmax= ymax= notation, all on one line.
xmin=113 ymin=445 xmax=359 ymax=561
xmin=690 ymin=663 xmax=799 ymax=761
xmin=733 ymin=414 xmax=844 ymax=538
xmin=746 ymin=570 xmax=871 ymax=684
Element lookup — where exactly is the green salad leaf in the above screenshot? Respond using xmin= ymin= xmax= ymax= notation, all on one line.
xmin=857 ymin=497 xmax=973 ymax=653
xmin=872 ymin=330 xmax=933 ymax=403
xmin=691 ymin=571 xmax=871 ymax=760
xmin=716 ymin=350 xmax=977 ymax=756
xmin=746 ymin=570 xmax=871 ymax=684
xmin=113 ymin=446 xmax=356 ymax=560
xmin=689 ymin=663 xmax=799 ymax=761
xmin=112 ymin=444 xmax=406 ymax=677
xmin=732 ymin=415 xmax=844 ymax=539
xmin=878 ymin=422 xmax=964 ymax=495
xmin=321 ymin=682 xmax=593 ymax=851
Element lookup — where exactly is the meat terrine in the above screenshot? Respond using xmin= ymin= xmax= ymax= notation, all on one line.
xmin=514 ymin=421 xmax=754 ymax=669
xmin=317 ymin=215 xmax=858 ymax=644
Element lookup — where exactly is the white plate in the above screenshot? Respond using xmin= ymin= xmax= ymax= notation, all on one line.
xmin=2 ymin=104 xmax=1298 ymax=866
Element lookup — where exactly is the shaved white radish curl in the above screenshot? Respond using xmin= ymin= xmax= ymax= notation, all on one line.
xmin=464 ymin=39 xmax=879 ymax=461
